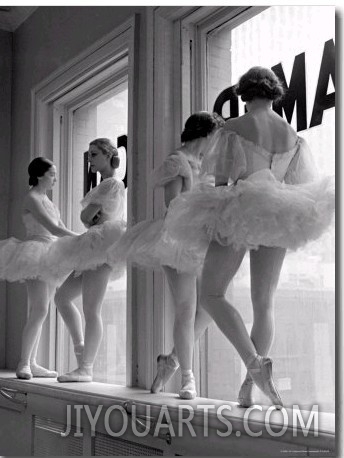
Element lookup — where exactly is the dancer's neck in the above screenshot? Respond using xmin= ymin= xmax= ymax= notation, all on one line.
xmin=246 ymin=98 xmax=272 ymax=113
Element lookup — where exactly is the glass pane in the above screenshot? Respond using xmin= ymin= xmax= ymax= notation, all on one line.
xmin=68 ymin=84 xmax=128 ymax=385
xmin=205 ymin=6 xmax=335 ymax=412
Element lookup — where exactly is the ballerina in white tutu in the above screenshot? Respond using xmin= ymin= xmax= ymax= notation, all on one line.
xmin=0 ymin=157 xmax=78 ymax=380
xmin=55 ymin=138 xmax=126 ymax=383
xmin=165 ymin=67 xmax=335 ymax=407
xmin=108 ymin=112 xmax=222 ymax=399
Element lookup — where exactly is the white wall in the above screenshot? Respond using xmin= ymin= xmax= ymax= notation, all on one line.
xmin=0 ymin=30 xmax=12 ymax=368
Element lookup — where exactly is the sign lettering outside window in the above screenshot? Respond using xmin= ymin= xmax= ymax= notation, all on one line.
xmin=214 ymin=39 xmax=335 ymax=131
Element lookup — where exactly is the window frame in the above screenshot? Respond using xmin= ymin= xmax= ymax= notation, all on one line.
xmin=30 ymin=15 xmax=138 ymax=385
xmin=54 ymin=74 xmax=129 ymax=379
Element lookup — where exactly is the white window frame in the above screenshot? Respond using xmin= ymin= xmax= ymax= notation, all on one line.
xmin=30 ymin=15 xmax=138 ymax=385
xmin=54 ymin=73 xmax=129 ymax=378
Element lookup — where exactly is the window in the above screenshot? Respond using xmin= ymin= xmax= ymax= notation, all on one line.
xmin=183 ymin=6 xmax=335 ymax=412
xmin=66 ymin=85 xmax=128 ymax=385
xmin=31 ymin=17 xmax=140 ymax=388
xmin=43 ymin=55 xmax=131 ymax=386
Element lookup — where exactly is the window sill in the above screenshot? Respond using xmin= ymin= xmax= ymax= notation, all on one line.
xmin=0 ymin=370 xmax=335 ymax=454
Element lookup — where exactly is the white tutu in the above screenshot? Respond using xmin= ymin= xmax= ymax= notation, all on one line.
xmin=165 ymin=169 xmax=335 ymax=251
xmin=43 ymin=220 xmax=127 ymax=281
xmin=107 ymin=150 xmax=209 ymax=275
xmin=0 ymin=235 xmax=61 ymax=284
xmin=44 ymin=177 xmax=127 ymax=281
xmin=0 ymin=178 xmax=127 ymax=284
xmin=108 ymin=219 xmax=207 ymax=275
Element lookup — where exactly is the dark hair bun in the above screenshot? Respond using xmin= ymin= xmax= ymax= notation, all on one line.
xmin=89 ymin=138 xmax=120 ymax=169
xmin=235 ymin=66 xmax=285 ymax=102
xmin=29 ymin=176 xmax=37 ymax=186
xmin=111 ymin=155 xmax=120 ymax=169
xmin=181 ymin=111 xmax=218 ymax=143
xmin=28 ymin=157 xmax=54 ymax=187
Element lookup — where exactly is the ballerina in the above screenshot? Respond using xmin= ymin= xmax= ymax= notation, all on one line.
xmin=54 ymin=138 xmax=126 ymax=383
xmin=0 ymin=157 xmax=78 ymax=379
xmin=108 ymin=112 xmax=223 ymax=399
xmin=164 ymin=67 xmax=334 ymax=407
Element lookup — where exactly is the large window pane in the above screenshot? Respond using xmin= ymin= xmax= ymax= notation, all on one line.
xmin=68 ymin=84 xmax=128 ymax=385
xmin=205 ymin=6 xmax=335 ymax=412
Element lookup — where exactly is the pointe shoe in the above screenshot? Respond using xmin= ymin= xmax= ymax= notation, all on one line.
xmin=247 ymin=356 xmax=283 ymax=409
xmin=16 ymin=364 xmax=32 ymax=380
xmin=179 ymin=372 xmax=197 ymax=400
xmin=30 ymin=363 xmax=58 ymax=378
xmin=151 ymin=354 xmax=179 ymax=393
xmin=237 ymin=377 xmax=254 ymax=408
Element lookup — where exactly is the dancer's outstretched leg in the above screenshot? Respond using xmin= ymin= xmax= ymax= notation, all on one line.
xmin=55 ymin=272 xmax=84 ymax=365
xmin=58 ymin=265 xmax=111 ymax=382
xmin=16 ymin=280 xmax=51 ymax=379
xmin=238 ymin=246 xmax=286 ymax=407
xmin=200 ymin=241 xmax=283 ymax=407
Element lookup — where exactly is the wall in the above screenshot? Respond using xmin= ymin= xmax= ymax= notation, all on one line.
xmin=6 ymin=6 xmax=148 ymax=368
xmin=0 ymin=30 xmax=12 ymax=368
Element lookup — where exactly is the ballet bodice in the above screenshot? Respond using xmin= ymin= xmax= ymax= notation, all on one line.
xmin=152 ymin=150 xmax=203 ymax=192
xmin=81 ymin=177 xmax=125 ymax=224
xmin=208 ymin=128 xmax=318 ymax=186
xmin=22 ymin=196 xmax=59 ymax=241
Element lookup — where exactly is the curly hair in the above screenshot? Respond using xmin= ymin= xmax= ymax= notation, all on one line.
xmin=181 ymin=111 xmax=221 ymax=143
xmin=89 ymin=138 xmax=120 ymax=169
xmin=28 ymin=157 xmax=54 ymax=187
xmin=235 ymin=66 xmax=285 ymax=103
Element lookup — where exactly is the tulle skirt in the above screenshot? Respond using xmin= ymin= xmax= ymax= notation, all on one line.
xmin=107 ymin=218 xmax=207 ymax=275
xmin=165 ymin=169 xmax=335 ymax=251
xmin=0 ymin=235 xmax=60 ymax=284
xmin=0 ymin=221 xmax=127 ymax=285
xmin=44 ymin=220 xmax=127 ymax=281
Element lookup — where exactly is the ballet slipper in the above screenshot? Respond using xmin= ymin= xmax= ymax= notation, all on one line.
xmin=30 ymin=363 xmax=58 ymax=378
xmin=179 ymin=371 xmax=197 ymax=400
xmin=57 ymin=364 xmax=93 ymax=383
xmin=237 ymin=376 xmax=254 ymax=407
xmin=16 ymin=363 xmax=32 ymax=380
xmin=57 ymin=368 xmax=92 ymax=383
xmin=247 ymin=355 xmax=283 ymax=409
xmin=151 ymin=354 xmax=179 ymax=393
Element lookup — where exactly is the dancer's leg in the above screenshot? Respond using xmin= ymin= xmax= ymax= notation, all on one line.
xmin=151 ymin=268 xmax=198 ymax=397
xmin=250 ymin=246 xmax=286 ymax=355
xmin=29 ymin=283 xmax=58 ymax=377
xmin=162 ymin=267 xmax=198 ymax=398
xmin=194 ymin=298 xmax=213 ymax=341
xmin=57 ymin=265 xmax=111 ymax=382
xmin=54 ymin=272 xmax=84 ymax=351
xmin=170 ymin=279 xmax=212 ymax=358
xmin=238 ymin=246 xmax=286 ymax=405
xmin=200 ymin=241 xmax=257 ymax=363
xmin=201 ymin=242 xmax=283 ymax=407
xmin=163 ymin=267 xmax=197 ymax=372
xmin=152 ymin=277 xmax=213 ymax=393
xmin=16 ymin=280 xmax=52 ymax=379
xmin=81 ymin=264 xmax=111 ymax=369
